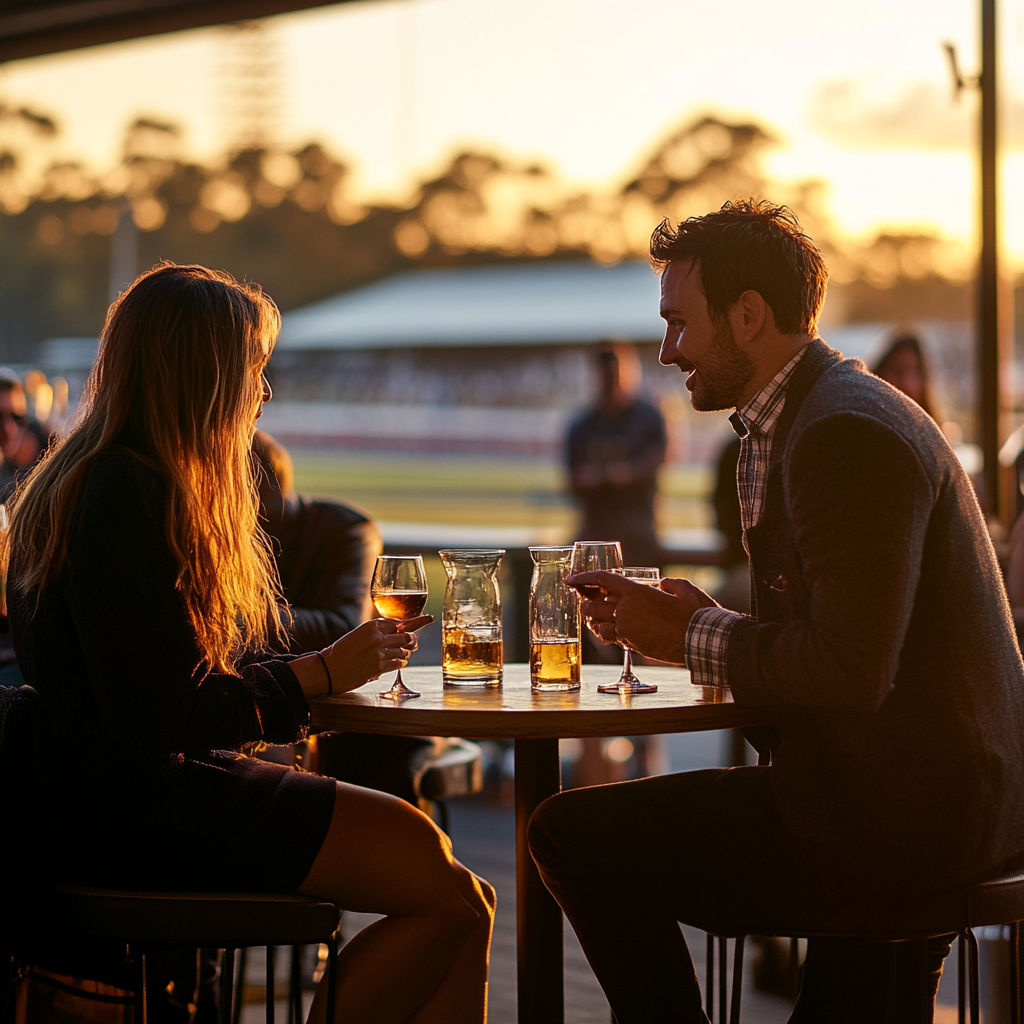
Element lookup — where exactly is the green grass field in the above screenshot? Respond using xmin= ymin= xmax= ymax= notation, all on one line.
xmin=290 ymin=450 xmax=714 ymax=532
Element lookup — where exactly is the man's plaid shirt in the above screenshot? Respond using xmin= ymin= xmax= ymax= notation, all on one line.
xmin=685 ymin=348 xmax=807 ymax=685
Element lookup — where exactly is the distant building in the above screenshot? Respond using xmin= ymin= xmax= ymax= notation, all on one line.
xmin=265 ymin=260 xmax=689 ymax=457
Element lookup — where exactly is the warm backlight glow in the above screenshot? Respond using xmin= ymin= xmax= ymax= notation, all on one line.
xmin=0 ymin=0 xmax=1022 ymax=263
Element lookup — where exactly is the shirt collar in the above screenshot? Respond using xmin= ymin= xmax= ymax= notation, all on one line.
xmin=731 ymin=347 xmax=808 ymax=438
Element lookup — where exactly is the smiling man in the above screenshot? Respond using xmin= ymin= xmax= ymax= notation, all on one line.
xmin=528 ymin=199 xmax=1024 ymax=1023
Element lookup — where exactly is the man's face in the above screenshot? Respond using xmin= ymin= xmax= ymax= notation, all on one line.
xmin=0 ymin=387 xmax=26 ymax=459
xmin=658 ymin=260 xmax=756 ymax=412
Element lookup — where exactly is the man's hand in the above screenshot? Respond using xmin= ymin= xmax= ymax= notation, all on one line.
xmin=568 ymin=572 xmax=718 ymax=665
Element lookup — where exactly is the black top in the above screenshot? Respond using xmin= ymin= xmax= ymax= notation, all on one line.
xmin=8 ymin=452 xmax=336 ymax=891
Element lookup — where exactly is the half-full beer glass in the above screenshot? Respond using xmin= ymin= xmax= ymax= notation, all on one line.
xmin=439 ymin=549 xmax=504 ymax=686
xmin=529 ymin=546 xmax=581 ymax=691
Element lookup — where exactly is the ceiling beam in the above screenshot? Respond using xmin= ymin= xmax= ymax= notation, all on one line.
xmin=0 ymin=0 xmax=357 ymax=63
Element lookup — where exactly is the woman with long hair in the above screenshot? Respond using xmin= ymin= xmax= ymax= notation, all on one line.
xmin=871 ymin=333 xmax=938 ymax=421
xmin=3 ymin=263 xmax=494 ymax=1024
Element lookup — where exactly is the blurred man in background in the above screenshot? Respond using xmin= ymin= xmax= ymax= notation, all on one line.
xmin=253 ymin=431 xmax=433 ymax=802
xmin=566 ymin=342 xmax=667 ymax=567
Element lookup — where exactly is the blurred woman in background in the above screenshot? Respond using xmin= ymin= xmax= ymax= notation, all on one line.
xmin=871 ymin=333 xmax=938 ymax=421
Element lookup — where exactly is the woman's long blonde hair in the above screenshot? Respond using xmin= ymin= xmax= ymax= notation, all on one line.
xmin=3 ymin=263 xmax=283 ymax=672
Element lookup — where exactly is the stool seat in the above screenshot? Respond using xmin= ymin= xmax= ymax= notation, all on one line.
xmin=53 ymin=886 xmax=340 ymax=948
xmin=687 ymin=869 xmax=1024 ymax=942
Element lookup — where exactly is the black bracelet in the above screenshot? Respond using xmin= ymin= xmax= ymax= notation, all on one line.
xmin=314 ymin=651 xmax=333 ymax=695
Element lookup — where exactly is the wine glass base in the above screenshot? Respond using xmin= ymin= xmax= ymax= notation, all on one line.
xmin=598 ymin=680 xmax=658 ymax=694
xmin=379 ymin=684 xmax=421 ymax=700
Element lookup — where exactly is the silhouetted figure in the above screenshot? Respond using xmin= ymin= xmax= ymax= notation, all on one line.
xmin=567 ymin=343 xmax=667 ymax=567
xmin=0 ymin=369 xmax=50 ymax=503
xmin=871 ymin=333 xmax=939 ymax=421
xmin=253 ymin=431 xmax=432 ymax=804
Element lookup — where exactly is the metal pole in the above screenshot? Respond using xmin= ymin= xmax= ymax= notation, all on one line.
xmin=979 ymin=0 xmax=1000 ymax=516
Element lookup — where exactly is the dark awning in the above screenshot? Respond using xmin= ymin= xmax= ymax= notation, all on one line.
xmin=0 ymin=0 xmax=354 ymax=62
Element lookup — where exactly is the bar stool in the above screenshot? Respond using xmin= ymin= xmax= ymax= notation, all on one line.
xmin=44 ymin=886 xmax=341 ymax=1024
xmin=417 ymin=737 xmax=484 ymax=833
xmin=696 ymin=866 xmax=1024 ymax=1024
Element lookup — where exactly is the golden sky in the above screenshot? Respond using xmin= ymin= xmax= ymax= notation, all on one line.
xmin=2 ymin=0 xmax=1023 ymax=264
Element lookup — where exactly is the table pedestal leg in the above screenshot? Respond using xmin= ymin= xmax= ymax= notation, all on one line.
xmin=515 ymin=737 xmax=563 ymax=1024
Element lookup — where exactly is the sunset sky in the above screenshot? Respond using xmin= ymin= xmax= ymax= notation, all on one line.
xmin=1 ymin=0 xmax=1023 ymax=265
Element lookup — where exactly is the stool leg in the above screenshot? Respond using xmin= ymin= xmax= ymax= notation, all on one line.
xmin=232 ymin=948 xmax=247 ymax=1024
xmin=788 ymin=937 xmax=800 ymax=998
xmin=220 ymin=950 xmax=235 ymax=1024
xmin=718 ymin=936 xmax=727 ymax=1024
xmin=266 ymin=947 xmax=275 ymax=1024
xmin=885 ymin=942 xmax=897 ymax=1024
xmin=324 ymin=937 xmax=338 ymax=1024
xmin=1011 ymin=922 xmax=1021 ymax=1024
xmin=729 ymin=937 xmax=744 ymax=1024
xmin=967 ymin=928 xmax=980 ymax=1024
xmin=288 ymin=947 xmax=302 ymax=1024
xmin=959 ymin=932 xmax=966 ymax=1024
xmin=706 ymin=934 xmax=714 ymax=1021
xmin=141 ymin=954 xmax=148 ymax=1024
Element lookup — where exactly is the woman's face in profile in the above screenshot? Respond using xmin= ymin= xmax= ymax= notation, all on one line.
xmin=877 ymin=347 xmax=925 ymax=406
xmin=251 ymin=334 xmax=274 ymax=430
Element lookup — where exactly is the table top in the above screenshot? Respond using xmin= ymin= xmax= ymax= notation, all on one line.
xmin=309 ymin=663 xmax=774 ymax=739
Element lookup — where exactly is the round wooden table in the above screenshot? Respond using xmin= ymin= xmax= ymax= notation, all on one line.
xmin=310 ymin=663 xmax=773 ymax=1024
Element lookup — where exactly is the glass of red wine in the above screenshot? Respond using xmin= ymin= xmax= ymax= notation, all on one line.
xmin=371 ymin=554 xmax=428 ymax=700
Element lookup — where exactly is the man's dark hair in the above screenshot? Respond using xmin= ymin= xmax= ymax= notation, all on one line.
xmin=649 ymin=199 xmax=827 ymax=335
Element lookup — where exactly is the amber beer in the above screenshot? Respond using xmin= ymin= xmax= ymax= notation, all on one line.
xmin=530 ymin=638 xmax=581 ymax=691
xmin=373 ymin=591 xmax=428 ymax=619
xmin=442 ymin=627 xmax=503 ymax=684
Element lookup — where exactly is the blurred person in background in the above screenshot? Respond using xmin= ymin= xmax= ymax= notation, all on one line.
xmin=253 ymin=430 xmax=434 ymax=803
xmin=871 ymin=333 xmax=938 ymax=421
xmin=0 ymin=369 xmax=49 ymax=502
xmin=567 ymin=342 xmax=667 ymax=568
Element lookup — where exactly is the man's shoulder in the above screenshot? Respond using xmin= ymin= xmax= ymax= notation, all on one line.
xmin=795 ymin=354 xmax=935 ymax=444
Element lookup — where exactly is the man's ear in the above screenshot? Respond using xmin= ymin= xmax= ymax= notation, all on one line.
xmin=730 ymin=289 xmax=767 ymax=344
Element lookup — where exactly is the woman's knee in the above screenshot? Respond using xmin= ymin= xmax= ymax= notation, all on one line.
xmin=452 ymin=865 xmax=496 ymax=931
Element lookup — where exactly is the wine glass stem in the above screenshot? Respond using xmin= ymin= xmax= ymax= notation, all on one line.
xmin=620 ymin=646 xmax=633 ymax=682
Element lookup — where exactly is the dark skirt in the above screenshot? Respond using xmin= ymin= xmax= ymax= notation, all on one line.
xmin=50 ymin=750 xmax=338 ymax=893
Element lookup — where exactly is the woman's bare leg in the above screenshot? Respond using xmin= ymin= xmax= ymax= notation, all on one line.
xmin=298 ymin=782 xmax=494 ymax=1024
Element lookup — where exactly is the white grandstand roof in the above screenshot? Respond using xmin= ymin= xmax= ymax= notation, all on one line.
xmin=277 ymin=261 xmax=666 ymax=351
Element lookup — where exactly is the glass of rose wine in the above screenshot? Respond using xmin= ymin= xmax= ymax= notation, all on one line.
xmin=371 ymin=554 xmax=429 ymax=700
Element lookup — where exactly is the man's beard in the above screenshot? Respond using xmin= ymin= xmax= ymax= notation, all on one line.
xmin=687 ymin=318 xmax=757 ymax=412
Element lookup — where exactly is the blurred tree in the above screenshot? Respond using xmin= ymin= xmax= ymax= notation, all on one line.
xmin=0 ymin=107 xmax=984 ymax=363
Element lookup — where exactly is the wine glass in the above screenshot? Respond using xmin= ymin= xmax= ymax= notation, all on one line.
xmin=569 ymin=541 xmax=623 ymax=591
xmin=597 ymin=566 xmax=661 ymax=695
xmin=371 ymin=554 xmax=428 ymax=700
xmin=570 ymin=539 xmax=623 ymax=654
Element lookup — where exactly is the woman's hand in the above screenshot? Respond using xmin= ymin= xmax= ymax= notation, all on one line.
xmin=322 ymin=616 xmax=433 ymax=692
